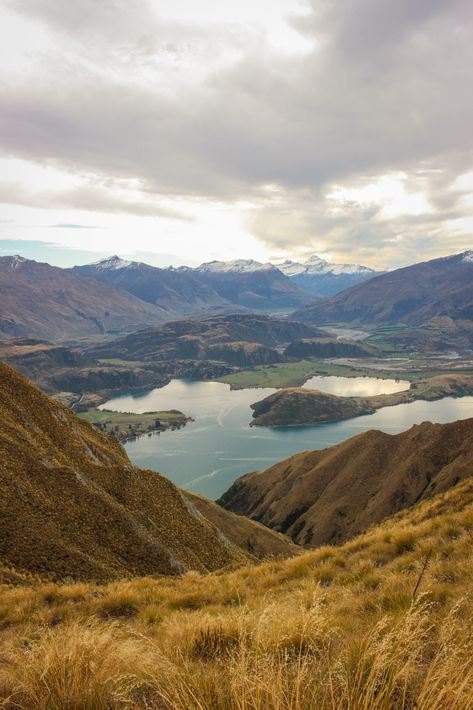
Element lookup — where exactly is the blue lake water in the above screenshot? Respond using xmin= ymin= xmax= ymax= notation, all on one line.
xmin=101 ymin=377 xmax=473 ymax=500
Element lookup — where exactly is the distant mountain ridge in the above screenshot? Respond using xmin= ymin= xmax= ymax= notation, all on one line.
xmin=0 ymin=256 xmax=167 ymax=341
xmin=293 ymin=250 xmax=473 ymax=331
xmin=175 ymin=255 xmax=380 ymax=296
xmin=75 ymin=255 xmax=315 ymax=313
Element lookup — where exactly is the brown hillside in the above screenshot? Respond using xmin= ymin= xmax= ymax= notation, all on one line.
xmin=219 ymin=417 xmax=473 ymax=546
xmin=183 ymin=492 xmax=301 ymax=560
xmin=0 ymin=256 xmax=166 ymax=340
xmin=0 ymin=362 xmax=298 ymax=581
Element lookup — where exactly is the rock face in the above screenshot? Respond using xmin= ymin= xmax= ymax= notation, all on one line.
xmin=0 ymin=256 xmax=167 ymax=340
xmin=0 ymin=362 xmax=297 ymax=581
xmin=293 ymin=251 xmax=473 ymax=330
xmin=218 ymin=417 xmax=473 ymax=546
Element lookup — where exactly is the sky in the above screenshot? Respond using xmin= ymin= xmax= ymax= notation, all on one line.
xmin=0 ymin=0 xmax=473 ymax=269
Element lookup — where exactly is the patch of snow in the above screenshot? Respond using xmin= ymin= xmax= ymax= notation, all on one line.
xmin=277 ymin=255 xmax=375 ymax=277
xmin=461 ymin=250 xmax=473 ymax=264
xmin=7 ymin=255 xmax=28 ymax=269
xmin=90 ymin=255 xmax=134 ymax=270
xmin=195 ymin=259 xmax=276 ymax=273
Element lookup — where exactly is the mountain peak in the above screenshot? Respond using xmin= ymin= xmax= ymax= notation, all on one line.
xmin=90 ymin=255 xmax=134 ymax=270
xmin=4 ymin=255 xmax=28 ymax=269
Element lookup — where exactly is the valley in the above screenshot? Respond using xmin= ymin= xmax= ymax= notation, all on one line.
xmin=3 ymin=3 xmax=473 ymax=704
xmin=1 ymin=251 xmax=473 ymax=708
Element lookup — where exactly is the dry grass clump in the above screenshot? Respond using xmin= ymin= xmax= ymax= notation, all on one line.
xmin=1 ymin=478 xmax=473 ymax=708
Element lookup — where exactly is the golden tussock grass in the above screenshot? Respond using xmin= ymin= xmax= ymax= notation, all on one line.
xmin=1 ymin=477 xmax=473 ymax=709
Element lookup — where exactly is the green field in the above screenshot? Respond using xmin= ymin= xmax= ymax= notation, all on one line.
xmin=78 ymin=408 xmax=189 ymax=441
xmin=217 ymin=359 xmax=394 ymax=389
xmin=218 ymin=358 xmax=473 ymax=390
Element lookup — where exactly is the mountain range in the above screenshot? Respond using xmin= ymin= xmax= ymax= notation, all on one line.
xmin=0 ymin=251 xmax=382 ymax=342
xmin=276 ymin=254 xmax=379 ymax=295
xmin=75 ymin=256 xmax=315 ymax=313
xmin=294 ymin=251 xmax=473 ymax=331
xmin=177 ymin=254 xmax=379 ymax=296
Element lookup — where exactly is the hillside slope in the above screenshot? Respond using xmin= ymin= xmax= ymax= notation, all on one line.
xmin=0 ymin=363 xmax=296 ymax=581
xmin=90 ymin=313 xmax=320 ymax=362
xmin=1 ymin=475 xmax=472 ymax=708
xmin=0 ymin=256 xmax=166 ymax=340
xmin=219 ymin=417 xmax=473 ymax=546
xmin=73 ymin=256 xmax=233 ymax=318
xmin=293 ymin=251 xmax=473 ymax=329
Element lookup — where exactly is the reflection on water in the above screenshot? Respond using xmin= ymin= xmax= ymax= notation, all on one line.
xmin=101 ymin=377 xmax=473 ymax=500
xmin=302 ymin=375 xmax=410 ymax=396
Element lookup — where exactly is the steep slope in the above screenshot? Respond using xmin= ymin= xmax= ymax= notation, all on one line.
xmin=190 ymin=267 xmax=315 ymax=310
xmin=293 ymin=251 xmax=473 ymax=328
xmin=0 ymin=362 xmax=298 ymax=581
xmin=73 ymin=256 xmax=233 ymax=318
xmin=183 ymin=492 xmax=301 ymax=560
xmin=0 ymin=256 xmax=166 ymax=340
xmin=219 ymin=417 xmax=473 ymax=546
xmin=90 ymin=313 xmax=320 ymax=362
xmin=2 ymin=476 xmax=473 ymax=708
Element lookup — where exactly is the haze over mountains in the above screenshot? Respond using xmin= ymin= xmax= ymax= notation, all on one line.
xmin=295 ymin=251 xmax=473 ymax=331
xmin=0 ymin=255 xmax=167 ymax=340
xmin=74 ymin=255 xmax=315 ymax=313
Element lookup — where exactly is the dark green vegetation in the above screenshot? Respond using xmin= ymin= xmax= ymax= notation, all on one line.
xmin=249 ymin=374 xmax=473 ymax=426
xmin=78 ymin=408 xmax=190 ymax=442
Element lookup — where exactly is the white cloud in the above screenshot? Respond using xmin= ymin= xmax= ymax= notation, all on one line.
xmin=0 ymin=0 xmax=472 ymax=268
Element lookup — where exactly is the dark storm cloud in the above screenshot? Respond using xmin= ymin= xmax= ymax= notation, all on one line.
xmin=2 ymin=0 xmax=473 ymax=264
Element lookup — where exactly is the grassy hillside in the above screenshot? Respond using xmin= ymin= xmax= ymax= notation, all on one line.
xmin=0 ymin=477 xmax=472 ymax=708
xmin=0 ymin=362 xmax=296 ymax=581
xmin=219 ymin=416 xmax=473 ymax=547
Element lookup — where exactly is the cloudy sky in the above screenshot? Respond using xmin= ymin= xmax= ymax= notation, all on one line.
xmin=1 ymin=0 xmax=472 ymax=269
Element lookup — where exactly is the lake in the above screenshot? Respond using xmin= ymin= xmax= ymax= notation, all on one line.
xmin=101 ymin=376 xmax=473 ymax=500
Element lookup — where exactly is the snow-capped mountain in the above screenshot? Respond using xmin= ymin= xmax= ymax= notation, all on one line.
xmin=194 ymin=259 xmax=276 ymax=274
xmin=277 ymin=255 xmax=376 ymax=277
xmin=90 ymin=255 xmax=135 ymax=271
xmin=274 ymin=255 xmax=379 ymax=295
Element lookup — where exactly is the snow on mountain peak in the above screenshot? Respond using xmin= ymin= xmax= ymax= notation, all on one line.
xmin=91 ymin=255 xmax=134 ymax=270
xmin=196 ymin=259 xmax=275 ymax=273
xmin=461 ymin=250 xmax=473 ymax=264
xmin=7 ymin=255 xmax=28 ymax=269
